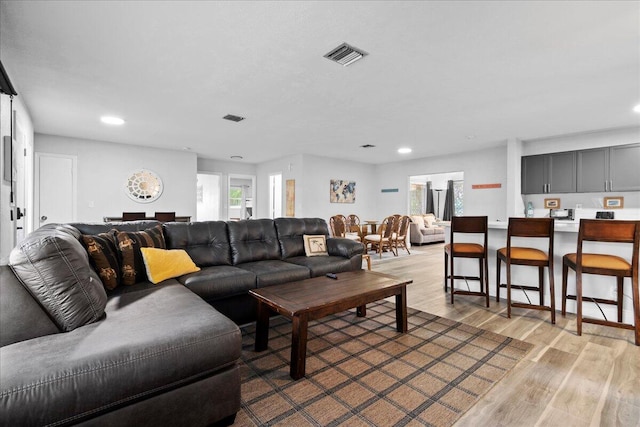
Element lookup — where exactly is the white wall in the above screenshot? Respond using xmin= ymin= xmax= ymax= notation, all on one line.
xmin=1 ymin=95 xmax=34 ymax=265
xmin=256 ymin=154 xmax=376 ymax=224
xmin=34 ymin=134 xmax=197 ymax=224
xmin=374 ymin=145 xmax=508 ymax=221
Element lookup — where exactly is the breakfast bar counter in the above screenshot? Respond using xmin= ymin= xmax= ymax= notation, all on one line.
xmin=445 ymin=220 xmax=636 ymax=324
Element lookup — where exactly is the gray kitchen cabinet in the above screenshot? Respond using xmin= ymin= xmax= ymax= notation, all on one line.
xmin=577 ymin=143 xmax=639 ymax=192
xmin=522 ymin=151 xmax=576 ymax=194
xmin=577 ymin=147 xmax=608 ymax=192
xmin=609 ymin=144 xmax=640 ymax=191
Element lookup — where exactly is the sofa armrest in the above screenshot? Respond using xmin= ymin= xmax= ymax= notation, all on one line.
xmin=326 ymin=237 xmax=364 ymax=258
xmin=409 ymin=223 xmax=423 ymax=241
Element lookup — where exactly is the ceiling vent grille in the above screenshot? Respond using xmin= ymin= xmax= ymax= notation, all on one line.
xmin=324 ymin=43 xmax=368 ymax=67
xmin=223 ymin=114 xmax=245 ymax=122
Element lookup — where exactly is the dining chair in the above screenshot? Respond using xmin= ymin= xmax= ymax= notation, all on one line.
xmin=391 ymin=215 xmax=411 ymax=255
xmin=444 ymin=216 xmax=489 ymax=307
xmin=154 ymin=212 xmax=176 ymax=222
xmin=346 ymin=214 xmax=362 ymax=238
xmin=561 ymin=219 xmax=639 ymax=345
xmin=122 ymin=212 xmax=146 ymax=221
xmin=329 ymin=215 xmax=347 ymax=237
xmin=364 ymin=215 xmax=396 ymax=258
xmin=496 ymin=217 xmax=555 ymax=323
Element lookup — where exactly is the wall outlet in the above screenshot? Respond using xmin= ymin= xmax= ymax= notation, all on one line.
xmin=575 ymin=203 xmax=582 ymax=209
xmin=88 ymin=201 xmax=95 ymax=208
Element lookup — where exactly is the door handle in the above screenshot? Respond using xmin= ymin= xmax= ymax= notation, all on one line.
xmin=16 ymin=207 xmax=24 ymax=219
xmin=40 ymin=215 xmax=47 ymax=221
xmin=609 ymin=180 xmax=613 ymax=191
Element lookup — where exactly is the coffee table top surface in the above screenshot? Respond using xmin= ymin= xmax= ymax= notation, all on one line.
xmin=249 ymin=270 xmax=412 ymax=316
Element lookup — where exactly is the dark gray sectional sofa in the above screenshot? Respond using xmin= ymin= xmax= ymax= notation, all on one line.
xmin=0 ymin=217 xmax=363 ymax=426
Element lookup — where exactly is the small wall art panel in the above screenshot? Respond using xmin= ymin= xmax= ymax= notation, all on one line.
xmin=330 ymin=179 xmax=355 ymax=203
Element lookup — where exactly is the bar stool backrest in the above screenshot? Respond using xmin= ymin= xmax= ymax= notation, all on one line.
xmin=450 ymin=216 xmax=489 ymax=258
xmin=578 ymin=219 xmax=639 ymax=244
xmin=506 ymin=217 xmax=554 ymax=257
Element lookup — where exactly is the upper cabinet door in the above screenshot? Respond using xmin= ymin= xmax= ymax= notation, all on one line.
xmin=577 ymin=148 xmax=608 ymax=192
xmin=547 ymin=152 xmax=576 ymax=193
xmin=522 ymin=155 xmax=546 ymax=194
xmin=609 ymin=144 xmax=640 ymax=192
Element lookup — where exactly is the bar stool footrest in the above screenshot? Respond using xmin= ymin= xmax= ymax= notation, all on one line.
xmin=582 ymin=317 xmax=635 ymax=331
xmin=511 ymin=302 xmax=552 ymax=312
xmin=564 ymin=295 xmax=619 ymax=306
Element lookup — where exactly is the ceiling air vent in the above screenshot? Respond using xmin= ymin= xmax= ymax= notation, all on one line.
xmin=324 ymin=43 xmax=368 ymax=67
xmin=223 ymin=114 xmax=245 ymax=122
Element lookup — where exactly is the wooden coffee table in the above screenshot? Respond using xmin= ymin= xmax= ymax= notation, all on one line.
xmin=249 ymin=270 xmax=413 ymax=379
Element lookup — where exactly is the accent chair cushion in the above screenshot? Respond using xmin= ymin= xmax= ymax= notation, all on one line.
xmin=303 ymin=234 xmax=328 ymax=256
xmin=115 ymin=224 xmax=166 ymax=285
xmin=140 ymin=247 xmax=201 ymax=284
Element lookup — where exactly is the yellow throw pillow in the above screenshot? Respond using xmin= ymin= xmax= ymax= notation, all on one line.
xmin=140 ymin=247 xmax=200 ymax=284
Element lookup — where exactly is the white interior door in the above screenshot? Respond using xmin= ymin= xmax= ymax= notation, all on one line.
xmin=35 ymin=153 xmax=76 ymax=227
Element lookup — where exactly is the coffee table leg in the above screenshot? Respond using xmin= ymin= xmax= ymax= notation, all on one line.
xmin=290 ymin=314 xmax=308 ymax=380
xmin=356 ymin=305 xmax=366 ymax=317
xmin=255 ymin=300 xmax=270 ymax=352
xmin=395 ymin=286 xmax=408 ymax=332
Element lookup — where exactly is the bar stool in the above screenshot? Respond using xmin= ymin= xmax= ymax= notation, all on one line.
xmin=444 ymin=216 xmax=489 ymax=307
xmin=496 ymin=218 xmax=555 ymax=324
xmin=561 ymin=219 xmax=639 ymax=346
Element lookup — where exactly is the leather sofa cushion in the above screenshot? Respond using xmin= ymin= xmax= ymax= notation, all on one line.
xmin=284 ymin=256 xmax=354 ymax=277
xmin=0 ymin=266 xmax=59 ymax=347
xmin=228 ymin=219 xmax=281 ymax=264
xmin=163 ymin=221 xmax=232 ymax=266
xmin=178 ymin=265 xmax=257 ymax=300
xmin=9 ymin=225 xmax=107 ymax=332
xmin=0 ymin=283 xmax=241 ymax=426
xmin=237 ymin=260 xmax=310 ymax=287
xmin=70 ymin=221 xmax=162 ymax=235
xmin=275 ymin=217 xmax=330 ymax=258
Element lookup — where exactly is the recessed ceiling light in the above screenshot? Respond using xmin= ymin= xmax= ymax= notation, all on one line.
xmin=230 ymin=155 xmax=243 ymax=160
xmin=100 ymin=116 xmax=125 ymax=125
xmin=633 ymin=104 xmax=640 ymax=113
xmin=398 ymin=148 xmax=412 ymax=154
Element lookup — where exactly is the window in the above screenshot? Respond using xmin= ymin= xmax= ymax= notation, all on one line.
xmin=453 ymin=180 xmax=464 ymax=216
xmin=409 ymin=183 xmax=426 ymax=215
xmin=229 ymin=187 xmax=242 ymax=207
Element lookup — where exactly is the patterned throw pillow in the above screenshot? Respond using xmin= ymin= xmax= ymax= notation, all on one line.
xmin=82 ymin=231 xmax=121 ymax=291
xmin=115 ymin=225 xmax=166 ymax=285
xmin=303 ymin=234 xmax=328 ymax=257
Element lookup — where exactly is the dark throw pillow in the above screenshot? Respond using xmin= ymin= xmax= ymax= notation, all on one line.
xmin=82 ymin=231 xmax=121 ymax=291
xmin=116 ymin=225 xmax=166 ymax=285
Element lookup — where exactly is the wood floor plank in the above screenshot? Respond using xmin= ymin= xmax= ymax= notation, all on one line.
xmin=538 ymin=342 xmax=615 ymax=425
xmin=456 ymin=347 xmax=577 ymax=426
xmin=369 ymin=243 xmax=639 ymax=426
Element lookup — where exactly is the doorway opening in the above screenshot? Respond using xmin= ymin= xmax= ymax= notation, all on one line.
xmin=228 ymin=174 xmax=255 ymax=220
xmin=409 ymin=172 xmax=464 ymax=219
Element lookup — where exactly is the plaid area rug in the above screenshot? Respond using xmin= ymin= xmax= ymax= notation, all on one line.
xmin=236 ymin=301 xmax=532 ymax=427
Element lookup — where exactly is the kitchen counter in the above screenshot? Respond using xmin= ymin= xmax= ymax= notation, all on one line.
xmin=445 ymin=219 xmax=636 ymax=325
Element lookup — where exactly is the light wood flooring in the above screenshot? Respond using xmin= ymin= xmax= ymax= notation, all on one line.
xmin=371 ymin=243 xmax=639 ymax=427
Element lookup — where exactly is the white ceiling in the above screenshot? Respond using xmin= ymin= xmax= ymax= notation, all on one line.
xmin=1 ymin=1 xmax=639 ymax=164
